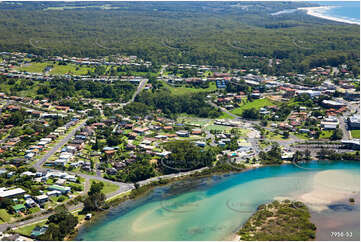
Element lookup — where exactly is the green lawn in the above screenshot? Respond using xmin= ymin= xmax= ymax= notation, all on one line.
xmin=177 ymin=117 xmax=210 ymax=126
xmin=265 ymin=130 xmax=284 ymax=140
xmin=231 ymin=98 xmax=274 ymax=116
xmin=90 ymin=179 xmax=119 ymax=195
xmin=320 ymin=130 xmax=333 ymax=139
xmin=217 ymin=112 xmax=235 ymax=120
xmin=49 ymin=64 xmax=93 ymax=75
xmin=0 ymin=209 xmax=14 ymax=223
xmin=29 ymin=206 xmax=41 ymax=214
xmin=351 ymin=130 xmax=360 ymax=139
xmin=18 ymin=62 xmax=49 ymax=73
xmin=292 ymin=132 xmax=310 ymax=140
xmin=15 ymin=220 xmax=47 ymax=236
xmin=204 ymin=124 xmax=231 ymax=131
xmin=163 ymin=81 xmax=217 ymax=95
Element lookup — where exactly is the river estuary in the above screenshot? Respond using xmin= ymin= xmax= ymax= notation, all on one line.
xmin=76 ymin=161 xmax=360 ymax=241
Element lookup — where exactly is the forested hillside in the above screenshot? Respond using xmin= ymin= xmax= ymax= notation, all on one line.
xmin=0 ymin=1 xmax=359 ymax=73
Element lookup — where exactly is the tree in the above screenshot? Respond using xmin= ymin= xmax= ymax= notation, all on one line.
xmin=242 ymin=108 xmax=260 ymax=120
xmin=331 ymin=128 xmax=343 ymax=140
xmin=260 ymin=143 xmax=282 ymax=164
xmin=304 ymin=149 xmax=311 ymax=160
xmin=83 ymin=181 xmax=106 ymax=212
xmin=283 ymin=131 xmax=289 ymax=139
xmin=293 ymin=151 xmax=303 ymax=162
xmin=39 ymin=206 xmax=78 ymax=241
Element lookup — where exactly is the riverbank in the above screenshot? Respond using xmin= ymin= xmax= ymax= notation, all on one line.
xmin=298 ymin=6 xmax=360 ymax=25
xmin=69 ymin=163 xmax=252 ymax=240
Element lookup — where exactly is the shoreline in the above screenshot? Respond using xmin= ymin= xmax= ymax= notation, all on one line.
xmin=298 ymin=6 xmax=360 ymax=25
xmin=70 ymin=164 xmax=263 ymax=241
xmin=296 ymin=169 xmax=359 ymax=212
xmin=71 ymin=160 xmax=359 ymax=241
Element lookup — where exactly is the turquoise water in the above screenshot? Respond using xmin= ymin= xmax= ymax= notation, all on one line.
xmin=315 ymin=1 xmax=360 ymax=23
xmin=76 ymin=161 xmax=360 ymax=241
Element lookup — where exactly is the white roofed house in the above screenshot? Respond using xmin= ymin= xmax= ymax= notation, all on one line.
xmin=0 ymin=187 xmax=26 ymax=198
xmin=47 ymin=190 xmax=62 ymax=197
xmin=321 ymin=116 xmax=339 ymax=130
xmin=24 ymin=152 xmax=35 ymax=160
xmin=321 ymin=100 xmax=347 ymax=109
xmin=25 ymin=198 xmax=37 ymax=208
xmin=47 ymin=185 xmax=71 ymax=195
xmin=59 ymin=152 xmax=73 ymax=161
xmin=21 ymin=171 xmax=36 ymax=177
xmin=64 ymin=174 xmax=77 ymax=182
xmin=35 ymin=194 xmax=49 ymax=204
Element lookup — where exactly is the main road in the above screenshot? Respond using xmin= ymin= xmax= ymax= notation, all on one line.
xmin=338 ymin=116 xmax=351 ymax=140
xmin=33 ymin=118 xmax=134 ymax=193
xmin=120 ymin=79 xmax=148 ymax=107
xmin=33 ymin=119 xmax=88 ymax=170
xmin=0 ymin=118 xmax=135 ymax=232
xmin=207 ymin=101 xmax=241 ymax=119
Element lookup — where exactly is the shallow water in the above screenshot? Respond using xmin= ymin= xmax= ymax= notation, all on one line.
xmin=315 ymin=1 xmax=360 ymax=23
xmin=76 ymin=161 xmax=360 ymax=241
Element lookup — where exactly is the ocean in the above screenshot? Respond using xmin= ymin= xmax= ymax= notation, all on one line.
xmin=314 ymin=1 xmax=360 ymax=24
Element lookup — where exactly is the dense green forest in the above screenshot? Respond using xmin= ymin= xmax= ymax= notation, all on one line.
xmin=0 ymin=76 xmax=136 ymax=102
xmin=0 ymin=1 xmax=359 ymax=73
xmin=124 ymin=90 xmax=221 ymax=118
xmin=161 ymin=140 xmax=217 ymax=174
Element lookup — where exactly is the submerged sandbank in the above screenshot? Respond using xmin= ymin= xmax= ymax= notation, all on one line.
xmin=296 ymin=169 xmax=359 ymax=211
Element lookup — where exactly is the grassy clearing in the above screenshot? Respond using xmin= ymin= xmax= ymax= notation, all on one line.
xmin=204 ymin=124 xmax=231 ymax=131
xmin=163 ymin=81 xmax=217 ymax=95
xmin=50 ymin=64 xmax=93 ymax=75
xmin=320 ymin=130 xmax=333 ymax=139
xmin=29 ymin=206 xmax=41 ymax=214
xmin=90 ymin=179 xmax=119 ymax=195
xmin=231 ymin=98 xmax=274 ymax=116
xmin=0 ymin=209 xmax=13 ymax=223
xmin=177 ymin=117 xmax=210 ymax=126
xmin=217 ymin=112 xmax=235 ymax=120
xmin=237 ymin=128 xmax=250 ymax=137
xmin=292 ymin=132 xmax=310 ymax=140
xmin=351 ymin=130 xmax=360 ymax=139
xmin=106 ymin=190 xmax=132 ymax=202
xmin=265 ymin=130 xmax=284 ymax=140
xmin=18 ymin=62 xmax=49 ymax=73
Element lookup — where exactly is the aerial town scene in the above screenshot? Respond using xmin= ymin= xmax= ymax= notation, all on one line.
xmin=0 ymin=1 xmax=359 ymax=241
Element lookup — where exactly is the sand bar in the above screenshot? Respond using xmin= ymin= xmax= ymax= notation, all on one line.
xmin=296 ymin=169 xmax=359 ymax=211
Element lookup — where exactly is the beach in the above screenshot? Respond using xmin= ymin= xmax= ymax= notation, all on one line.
xmin=298 ymin=6 xmax=360 ymax=25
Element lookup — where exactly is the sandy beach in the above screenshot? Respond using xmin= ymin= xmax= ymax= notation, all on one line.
xmin=298 ymin=6 xmax=360 ymax=25
xmin=296 ymin=169 xmax=359 ymax=212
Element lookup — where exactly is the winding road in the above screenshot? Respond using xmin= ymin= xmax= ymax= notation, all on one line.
xmin=207 ymin=101 xmax=241 ymax=119
xmin=120 ymin=79 xmax=148 ymax=107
